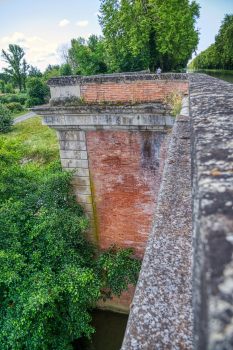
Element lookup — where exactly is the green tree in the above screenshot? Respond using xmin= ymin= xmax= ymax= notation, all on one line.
xmin=0 ymin=80 xmax=5 ymax=93
xmin=70 ymin=36 xmax=108 ymax=75
xmin=28 ymin=65 xmax=43 ymax=78
xmin=0 ymin=138 xmax=141 ymax=349
xmin=22 ymin=58 xmax=30 ymax=90
xmin=0 ymin=103 xmax=13 ymax=133
xmin=99 ymin=0 xmax=200 ymax=71
xmin=189 ymin=14 xmax=233 ymax=70
xmin=60 ymin=62 xmax=73 ymax=76
xmin=1 ymin=44 xmax=28 ymax=91
xmin=26 ymin=77 xmax=50 ymax=107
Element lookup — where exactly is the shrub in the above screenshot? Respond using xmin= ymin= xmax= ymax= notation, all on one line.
xmin=0 ymin=103 xmax=13 ymax=133
xmin=5 ymin=82 xmax=14 ymax=93
xmin=0 ymin=80 xmax=5 ymax=93
xmin=60 ymin=63 xmax=73 ymax=76
xmin=0 ymin=138 xmax=141 ymax=349
xmin=25 ymin=97 xmax=41 ymax=107
xmin=27 ymin=77 xmax=50 ymax=105
xmin=0 ymin=95 xmax=8 ymax=104
xmin=7 ymin=94 xmax=27 ymax=105
xmin=6 ymin=102 xmax=23 ymax=113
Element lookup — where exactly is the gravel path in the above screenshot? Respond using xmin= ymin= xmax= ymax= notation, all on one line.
xmin=13 ymin=111 xmax=36 ymax=124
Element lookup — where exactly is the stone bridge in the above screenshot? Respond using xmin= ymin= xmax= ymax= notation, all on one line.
xmin=31 ymin=72 xmax=233 ymax=349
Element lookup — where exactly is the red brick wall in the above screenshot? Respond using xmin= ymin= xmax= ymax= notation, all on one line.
xmin=81 ymin=81 xmax=188 ymax=102
xmin=86 ymin=130 xmax=169 ymax=259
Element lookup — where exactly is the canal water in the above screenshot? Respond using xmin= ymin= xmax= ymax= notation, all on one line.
xmin=73 ymin=309 xmax=128 ymax=350
xmin=187 ymin=69 xmax=233 ymax=84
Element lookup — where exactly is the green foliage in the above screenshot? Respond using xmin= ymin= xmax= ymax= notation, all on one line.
xmin=27 ymin=77 xmax=50 ymax=106
xmin=5 ymin=82 xmax=14 ymax=94
xmin=99 ymin=0 xmax=200 ymax=71
xmin=0 ymin=121 xmax=141 ymax=349
xmin=1 ymin=44 xmax=29 ymax=91
xmin=0 ymin=80 xmax=5 ymax=93
xmin=97 ymin=245 xmax=141 ymax=297
xmin=26 ymin=97 xmax=41 ymax=108
xmin=69 ymin=35 xmax=108 ymax=75
xmin=189 ymin=14 xmax=233 ymax=70
xmin=60 ymin=63 xmax=73 ymax=76
xmin=0 ymin=94 xmax=27 ymax=106
xmin=28 ymin=65 xmax=43 ymax=78
xmin=5 ymin=102 xmax=23 ymax=113
xmin=0 ymin=103 xmax=13 ymax=133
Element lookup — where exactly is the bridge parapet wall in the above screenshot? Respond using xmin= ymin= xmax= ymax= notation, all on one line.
xmin=47 ymin=72 xmax=188 ymax=103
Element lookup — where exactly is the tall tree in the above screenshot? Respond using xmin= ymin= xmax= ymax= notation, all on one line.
xmin=99 ymin=0 xmax=200 ymax=71
xmin=69 ymin=36 xmax=108 ymax=75
xmin=1 ymin=44 xmax=27 ymax=91
xmin=22 ymin=59 xmax=30 ymax=90
xmin=28 ymin=65 xmax=42 ymax=78
xmin=189 ymin=14 xmax=233 ymax=70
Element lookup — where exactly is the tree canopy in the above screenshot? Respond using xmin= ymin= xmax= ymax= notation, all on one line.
xmin=1 ymin=44 xmax=29 ymax=91
xmin=99 ymin=0 xmax=200 ymax=71
xmin=189 ymin=14 xmax=233 ymax=70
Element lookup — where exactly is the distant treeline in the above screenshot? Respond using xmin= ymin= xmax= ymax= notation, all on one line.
xmin=189 ymin=14 xmax=233 ymax=70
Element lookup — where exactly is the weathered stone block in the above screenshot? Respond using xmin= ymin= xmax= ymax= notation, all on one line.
xmin=60 ymin=150 xmax=88 ymax=160
xmin=74 ymin=194 xmax=93 ymax=204
xmin=84 ymin=211 xmax=95 ymax=221
xmin=70 ymin=176 xmax=91 ymax=186
xmin=58 ymin=141 xmax=87 ymax=151
xmin=61 ymin=159 xmax=89 ymax=169
xmin=57 ymin=130 xmax=86 ymax=142
xmin=72 ymin=185 xmax=92 ymax=195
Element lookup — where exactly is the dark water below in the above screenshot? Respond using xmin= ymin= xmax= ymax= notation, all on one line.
xmin=74 ymin=309 xmax=128 ymax=350
xmin=187 ymin=69 xmax=233 ymax=84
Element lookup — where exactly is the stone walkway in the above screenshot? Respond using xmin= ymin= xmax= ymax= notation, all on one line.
xmin=13 ymin=111 xmax=36 ymax=124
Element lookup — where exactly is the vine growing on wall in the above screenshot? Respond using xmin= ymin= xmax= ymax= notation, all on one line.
xmin=0 ymin=136 xmax=141 ymax=350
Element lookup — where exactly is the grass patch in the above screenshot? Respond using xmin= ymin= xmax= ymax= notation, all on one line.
xmin=3 ymin=116 xmax=59 ymax=164
xmin=164 ymin=90 xmax=184 ymax=116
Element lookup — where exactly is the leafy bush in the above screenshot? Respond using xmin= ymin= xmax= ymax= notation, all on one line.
xmin=0 ymin=94 xmax=27 ymax=106
xmin=5 ymin=82 xmax=14 ymax=93
xmin=0 ymin=138 xmax=141 ymax=349
xmin=60 ymin=63 xmax=73 ymax=76
xmin=0 ymin=103 xmax=13 ymax=133
xmin=6 ymin=102 xmax=23 ymax=113
xmin=0 ymin=80 xmax=5 ymax=93
xmin=0 ymin=95 xmax=8 ymax=104
xmin=27 ymin=77 xmax=50 ymax=105
xmin=26 ymin=97 xmax=41 ymax=107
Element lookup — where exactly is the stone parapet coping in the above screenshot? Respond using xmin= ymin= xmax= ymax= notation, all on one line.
xmin=189 ymin=73 xmax=233 ymax=349
xmin=29 ymin=102 xmax=172 ymax=115
xmin=46 ymin=72 xmax=189 ymax=86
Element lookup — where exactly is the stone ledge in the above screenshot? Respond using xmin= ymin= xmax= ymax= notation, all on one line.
xmin=46 ymin=72 xmax=188 ymax=86
xmin=189 ymin=73 xmax=233 ymax=349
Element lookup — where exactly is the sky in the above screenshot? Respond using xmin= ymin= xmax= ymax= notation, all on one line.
xmin=0 ymin=0 xmax=232 ymax=72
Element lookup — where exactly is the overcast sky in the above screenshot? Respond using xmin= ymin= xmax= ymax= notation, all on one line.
xmin=0 ymin=0 xmax=232 ymax=72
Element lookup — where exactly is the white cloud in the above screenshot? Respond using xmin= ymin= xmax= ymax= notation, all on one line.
xmin=94 ymin=12 xmax=100 ymax=16
xmin=59 ymin=19 xmax=69 ymax=27
xmin=76 ymin=21 xmax=88 ymax=27
xmin=1 ymin=32 xmax=43 ymax=44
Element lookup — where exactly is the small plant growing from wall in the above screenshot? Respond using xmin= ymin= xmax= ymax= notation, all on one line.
xmin=164 ymin=90 xmax=185 ymax=116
